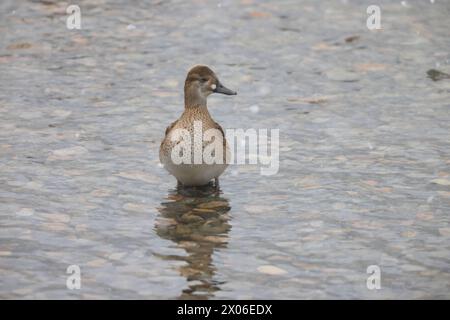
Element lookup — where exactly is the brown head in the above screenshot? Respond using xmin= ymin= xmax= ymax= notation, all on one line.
xmin=184 ymin=65 xmax=236 ymax=107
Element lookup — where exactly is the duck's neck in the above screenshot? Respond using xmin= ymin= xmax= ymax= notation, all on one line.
xmin=184 ymin=86 xmax=207 ymax=109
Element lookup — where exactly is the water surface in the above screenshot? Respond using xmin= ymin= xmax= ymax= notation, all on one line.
xmin=0 ymin=0 xmax=449 ymax=299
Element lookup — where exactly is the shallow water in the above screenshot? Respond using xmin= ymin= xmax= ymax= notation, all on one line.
xmin=0 ymin=0 xmax=449 ymax=299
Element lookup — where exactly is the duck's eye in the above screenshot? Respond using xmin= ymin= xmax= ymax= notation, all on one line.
xmin=200 ymin=78 xmax=208 ymax=83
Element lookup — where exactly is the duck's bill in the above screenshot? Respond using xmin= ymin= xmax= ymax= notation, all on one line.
xmin=214 ymin=82 xmax=237 ymax=95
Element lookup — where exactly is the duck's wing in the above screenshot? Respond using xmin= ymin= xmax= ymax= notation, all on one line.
xmin=212 ymin=121 xmax=225 ymax=138
xmin=213 ymin=121 xmax=228 ymax=150
xmin=165 ymin=119 xmax=179 ymax=136
xmin=159 ymin=119 xmax=179 ymax=162
xmin=212 ymin=121 xmax=230 ymax=164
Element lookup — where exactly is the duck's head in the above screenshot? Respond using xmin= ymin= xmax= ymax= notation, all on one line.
xmin=184 ymin=65 xmax=236 ymax=107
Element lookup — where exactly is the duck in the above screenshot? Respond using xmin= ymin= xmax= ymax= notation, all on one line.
xmin=159 ymin=65 xmax=237 ymax=187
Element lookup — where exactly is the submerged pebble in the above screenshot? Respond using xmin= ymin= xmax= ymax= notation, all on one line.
xmin=257 ymin=265 xmax=288 ymax=275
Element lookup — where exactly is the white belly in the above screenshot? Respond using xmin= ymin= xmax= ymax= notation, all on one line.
xmin=164 ymin=162 xmax=228 ymax=186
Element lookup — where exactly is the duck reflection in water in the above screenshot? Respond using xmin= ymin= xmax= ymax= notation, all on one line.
xmin=155 ymin=184 xmax=231 ymax=299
